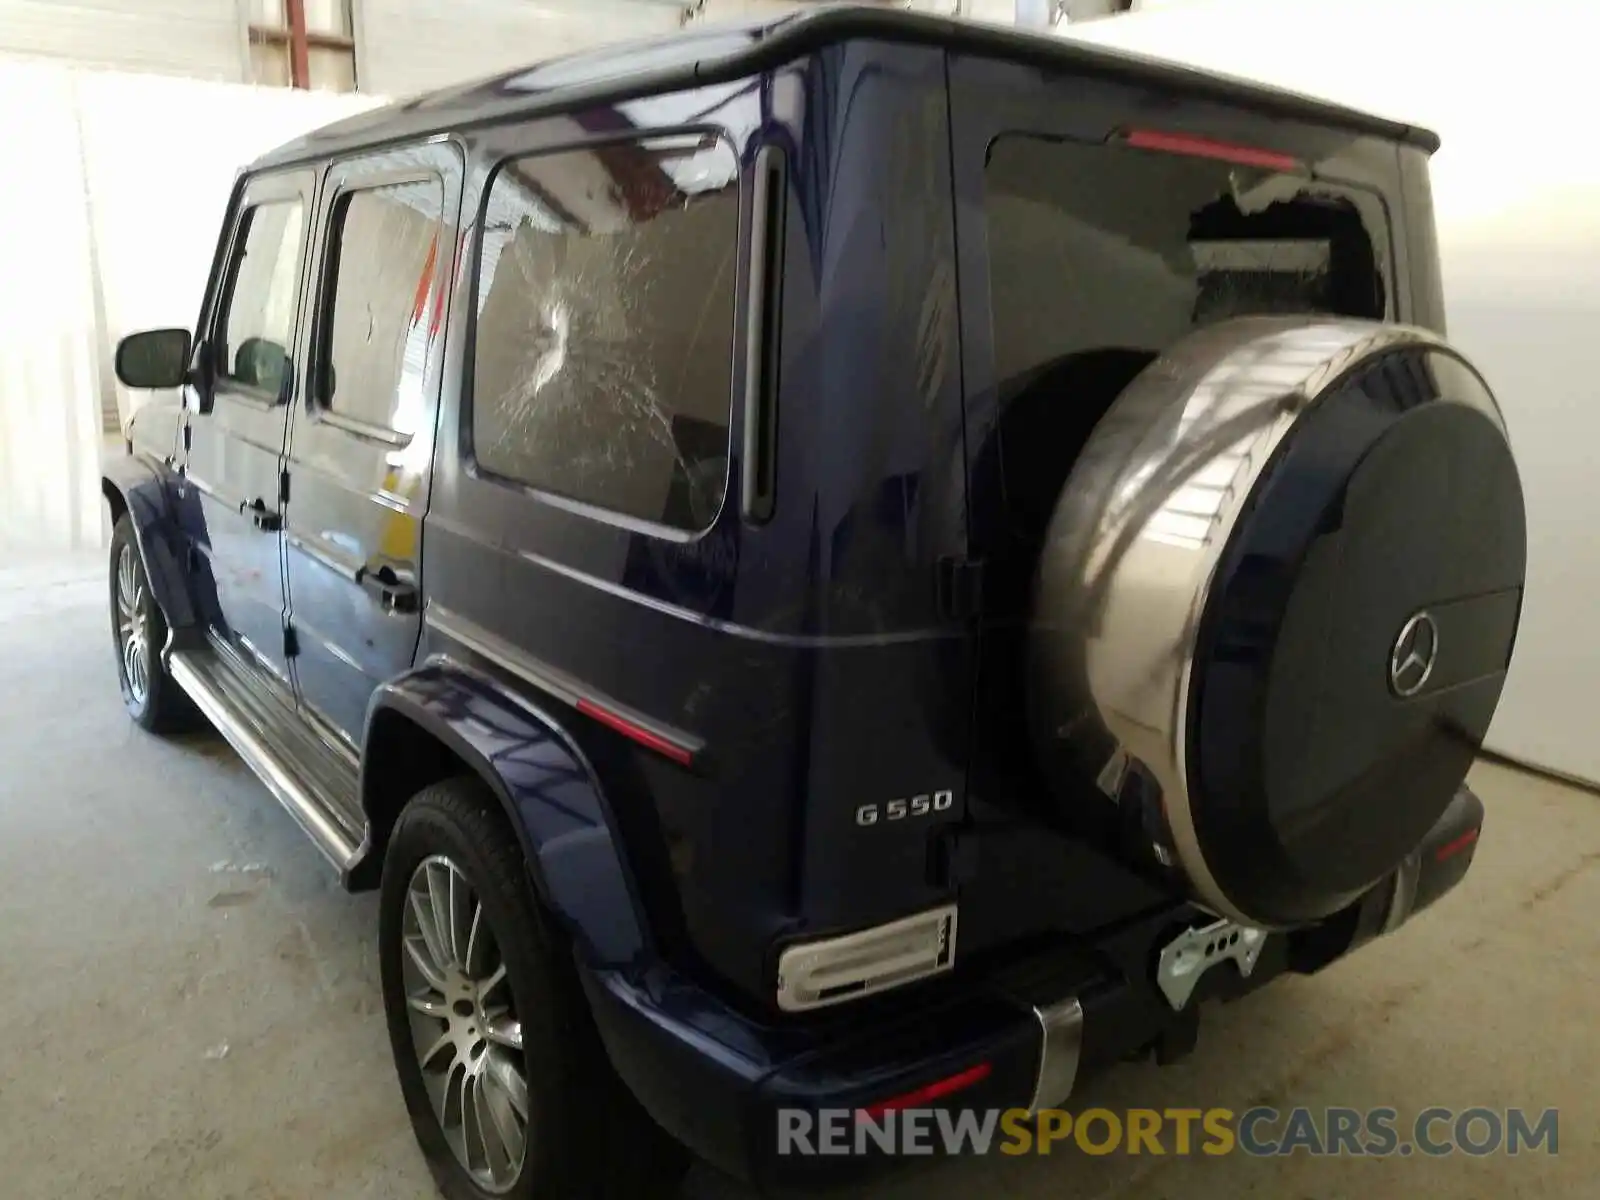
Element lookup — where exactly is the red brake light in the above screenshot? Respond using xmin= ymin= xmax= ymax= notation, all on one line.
xmin=1121 ymin=128 xmax=1302 ymax=173
xmin=858 ymin=1062 xmax=993 ymax=1119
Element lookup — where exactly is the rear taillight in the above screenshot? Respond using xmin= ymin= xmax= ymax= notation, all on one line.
xmin=775 ymin=903 xmax=957 ymax=1012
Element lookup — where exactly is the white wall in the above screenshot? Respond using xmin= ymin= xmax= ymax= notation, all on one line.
xmin=0 ymin=0 xmax=247 ymax=80
xmin=77 ymin=71 xmax=381 ymax=432
xmin=0 ymin=0 xmax=1004 ymax=104
xmin=1065 ymin=0 xmax=1600 ymax=786
xmin=356 ymin=0 xmax=680 ymax=97
xmin=0 ymin=62 xmax=105 ymax=558
xmin=0 ymin=61 xmax=376 ymax=557
xmin=355 ymin=0 xmax=971 ymax=99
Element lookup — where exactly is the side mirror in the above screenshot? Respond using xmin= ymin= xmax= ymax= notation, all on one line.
xmin=115 ymin=328 xmax=192 ymax=390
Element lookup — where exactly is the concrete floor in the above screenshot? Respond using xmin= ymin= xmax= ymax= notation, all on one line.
xmin=2 ymin=555 xmax=1594 ymax=1199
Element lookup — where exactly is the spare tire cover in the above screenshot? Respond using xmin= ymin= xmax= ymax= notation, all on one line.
xmin=1028 ymin=316 xmax=1525 ymax=929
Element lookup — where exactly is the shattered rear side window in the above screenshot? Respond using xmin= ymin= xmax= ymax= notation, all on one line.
xmin=977 ymin=131 xmax=1391 ymax=573
xmin=471 ymin=134 xmax=739 ymax=532
xmin=983 ymin=132 xmax=1389 ymax=395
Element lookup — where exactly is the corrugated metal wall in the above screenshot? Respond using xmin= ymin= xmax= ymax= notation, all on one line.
xmin=0 ymin=0 xmax=246 ymax=80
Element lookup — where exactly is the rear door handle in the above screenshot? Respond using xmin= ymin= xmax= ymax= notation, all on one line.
xmin=356 ymin=563 xmax=418 ymax=614
xmin=240 ymin=497 xmax=281 ymax=532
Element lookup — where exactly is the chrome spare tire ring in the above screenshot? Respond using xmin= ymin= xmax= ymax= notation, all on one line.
xmin=401 ymin=854 xmax=529 ymax=1193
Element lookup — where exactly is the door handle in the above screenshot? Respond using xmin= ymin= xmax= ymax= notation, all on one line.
xmin=356 ymin=563 xmax=418 ymax=614
xmin=240 ymin=497 xmax=281 ymax=532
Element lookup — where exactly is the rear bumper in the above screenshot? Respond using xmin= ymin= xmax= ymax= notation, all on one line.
xmin=582 ymin=785 xmax=1484 ymax=1190
xmin=1381 ymin=782 xmax=1485 ymax=933
xmin=580 ymin=956 xmax=1056 ymax=1189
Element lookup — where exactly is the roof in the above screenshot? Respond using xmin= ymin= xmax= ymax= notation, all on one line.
xmin=253 ymin=3 xmax=1439 ymax=171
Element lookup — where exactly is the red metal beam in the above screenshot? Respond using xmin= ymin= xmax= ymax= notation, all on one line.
xmin=285 ymin=0 xmax=310 ymax=89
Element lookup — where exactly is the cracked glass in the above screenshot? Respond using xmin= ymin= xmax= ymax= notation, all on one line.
xmin=471 ymin=135 xmax=739 ymax=532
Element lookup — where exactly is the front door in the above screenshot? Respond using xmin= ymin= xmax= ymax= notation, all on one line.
xmin=179 ymin=169 xmax=315 ymax=686
xmin=281 ymin=144 xmax=462 ymax=747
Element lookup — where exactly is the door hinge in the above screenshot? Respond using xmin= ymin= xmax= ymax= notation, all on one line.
xmin=935 ymin=556 xmax=984 ymax=622
xmin=283 ymin=623 xmax=299 ymax=658
xmin=278 ymin=468 xmax=290 ymax=505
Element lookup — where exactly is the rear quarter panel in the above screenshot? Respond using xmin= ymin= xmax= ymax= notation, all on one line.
xmin=421 ymin=42 xmax=975 ymax=1007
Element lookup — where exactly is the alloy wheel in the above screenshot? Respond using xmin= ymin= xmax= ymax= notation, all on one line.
xmin=401 ymin=854 xmax=530 ymax=1193
xmin=115 ymin=543 xmax=150 ymax=706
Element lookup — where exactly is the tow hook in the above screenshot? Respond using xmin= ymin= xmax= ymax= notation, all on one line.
xmin=1155 ymin=917 xmax=1268 ymax=1011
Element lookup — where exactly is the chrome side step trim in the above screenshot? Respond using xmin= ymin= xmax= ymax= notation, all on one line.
xmin=1027 ymin=994 xmax=1084 ymax=1114
xmin=168 ymin=651 xmax=361 ymax=872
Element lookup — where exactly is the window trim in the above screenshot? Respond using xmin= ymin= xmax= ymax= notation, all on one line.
xmin=211 ymin=193 xmax=312 ymax=408
xmin=461 ymin=125 xmax=744 ymax=543
xmin=308 ymin=167 xmax=448 ymax=446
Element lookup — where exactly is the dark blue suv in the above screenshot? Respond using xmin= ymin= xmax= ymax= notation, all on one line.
xmin=104 ymin=8 xmax=1525 ymax=1198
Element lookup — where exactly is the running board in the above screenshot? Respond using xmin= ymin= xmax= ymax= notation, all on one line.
xmin=168 ymin=649 xmax=362 ymax=872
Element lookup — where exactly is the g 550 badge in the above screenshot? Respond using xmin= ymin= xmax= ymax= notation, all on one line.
xmin=855 ymin=790 xmax=955 ymax=826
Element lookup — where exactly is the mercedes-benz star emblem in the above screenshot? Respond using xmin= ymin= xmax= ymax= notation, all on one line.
xmin=1389 ymin=611 xmax=1439 ymax=698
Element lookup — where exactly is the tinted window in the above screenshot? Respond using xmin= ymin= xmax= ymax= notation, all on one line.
xmin=984 ymin=134 xmax=1387 ymax=391
xmin=472 ymin=136 xmax=739 ymax=532
xmin=977 ymin=133 xmax=1390 ymax=595
xmin=320 ymin=182 xmax=445 ymax=434
xmin=218 ymin=200 xmax=304 ymax=398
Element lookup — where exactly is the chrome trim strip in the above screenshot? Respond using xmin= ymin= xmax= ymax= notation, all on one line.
xmin=426 ymin=603 xmax=579 ymax=707
xmin=1027 ymin=995 xmax=1083 ymax=1114
xmin=168 ymin=650 xmax=361 ymax=872
xmin=424 ymin=603 xmax=703 ymax=762
xmin=775 ymin=904 xmax=957 ymax=1013
xmin=286 ymin=532 xmax=362 ymax=582
xmin=506 ymin=543 xmax=959 ymax=650
xmin=182 ymin=473 xmax=229 ymax=505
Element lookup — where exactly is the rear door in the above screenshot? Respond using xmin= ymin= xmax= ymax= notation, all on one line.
xmin=180 ymin=170 xmax=314 ymax=686
xmin=947 ymin=52 xmax=1403 ymax=836
xmin=281 ymin=143 xmax=462 ymax=748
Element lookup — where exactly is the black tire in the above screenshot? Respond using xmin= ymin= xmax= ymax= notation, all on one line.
xmin=109 ymin=513 xmax=193 ymax=734
xmin=379 ymin=777 xmax=690 ymax=1200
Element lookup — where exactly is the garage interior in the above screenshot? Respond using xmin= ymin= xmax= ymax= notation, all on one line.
xmin=4 ymin=560 xmax=1590 ymax=1197
xmin=2 ymin=0 xmax=1595 ymax=1197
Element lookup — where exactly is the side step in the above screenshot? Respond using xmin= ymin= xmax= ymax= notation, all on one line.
xmin=168 ymin=644 xmax=364 ymax=873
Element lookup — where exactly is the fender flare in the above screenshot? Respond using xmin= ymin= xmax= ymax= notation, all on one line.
xmin=101 ymin=454 xmax=197 ymax=629
xmin=356 ymin=660 xmax=650 ymax=970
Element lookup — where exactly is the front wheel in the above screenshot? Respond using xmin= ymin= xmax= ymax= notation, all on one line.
xmin=378 ymin=777 xmax=689 ymax=1200
xmin=109 ymin=514 xmax=192 ymax=733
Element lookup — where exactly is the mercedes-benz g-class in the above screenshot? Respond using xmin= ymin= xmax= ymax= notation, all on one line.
xmin=104 ymin=7 xmax=1523 ymax=1197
